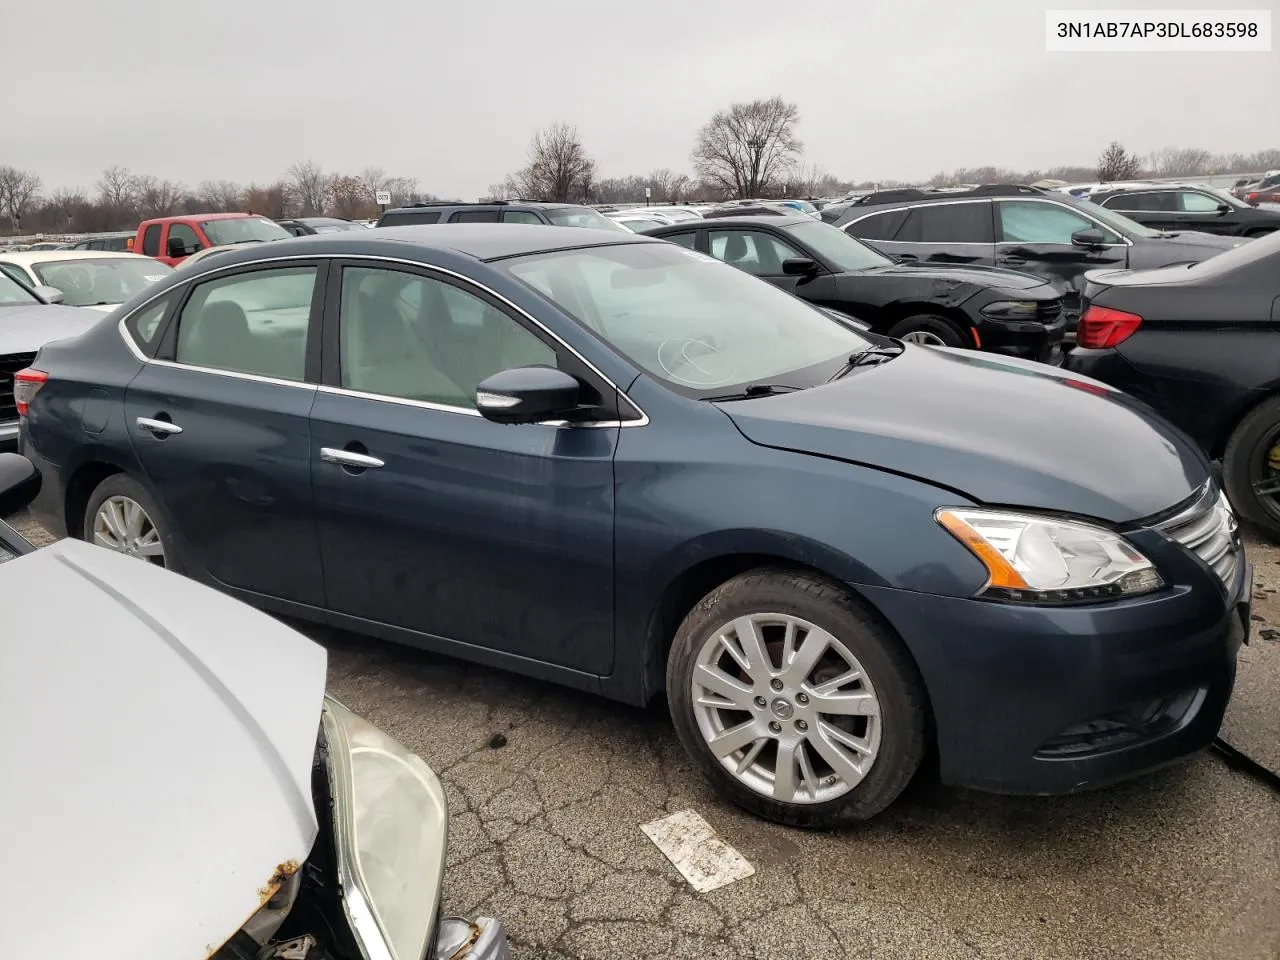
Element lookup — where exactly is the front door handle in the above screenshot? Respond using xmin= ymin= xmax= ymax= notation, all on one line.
xmin=320 ymin=447 xmax=385 ymax=469
xmin=999 ymin=256 xmax=1027 ymax=265
xmin=136 ymin=416 xmax=182 ymax=436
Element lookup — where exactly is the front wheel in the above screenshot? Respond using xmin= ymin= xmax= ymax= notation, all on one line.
xmin=1223 ymin=396 xmax=1280 ymax=541
xmin=887 ymin=314 xmax=965 ymax=348
xmin=666 ymin=569 xmax=928 ymax=827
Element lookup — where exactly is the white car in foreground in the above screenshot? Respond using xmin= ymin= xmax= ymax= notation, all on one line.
xmin=0 ymin=453 xmax=509 ymax=960
xmin=0 ymin=249 xmax=173 ymax=313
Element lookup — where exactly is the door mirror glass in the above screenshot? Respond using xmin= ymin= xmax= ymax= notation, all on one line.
xmin=1217 ymin=203 xmax=1231 ymax=214
xmin=1071 ymin=228 xmax=1107 ymax=248
xmin=167 ymin=236 xmax=189 ymax=258
xmin=0 ymin=453 xmax=41 ymax=517
xmin=475 ymin=366 xmax=582 ymax=424
xmin=32 ymin=285 xmax=65 ymax=304
xmin=781 ymin=257 xmax=820 ymax=276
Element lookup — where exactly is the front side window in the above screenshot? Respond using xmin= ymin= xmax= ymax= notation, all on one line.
xmin=174 ymin=267 xmax=316 ymax=381
xmin=502 ymin=211 xmax=543 ymax=225
xmin=504 ymin=242 xmax=870 ymax=394
xmin=998 ymin=201 xmax=1120 ymax=245
xmin=167 ymin=223 xmax=202 ymax=255
xmin=141 ymin=224 xmax=162 ymax=257
xmin=708 ymin=230 xmax=804 ymax=276
xmin=0 ymin=264 xmax=31 ymax=292
xmin=1178 ymin=191 xmax=1224 ymax=212
xmin=782 ymin=220 xmax=892 ymax=270
xmin=662 ymin=232 xmax=698 ymax=248
xmin=896 ymin=202 xmax=994 ymax=244
xmin=32 ymin=258 xmax=173 ymax=307
xmin=338 ymin=266 xmax=556 ymax=409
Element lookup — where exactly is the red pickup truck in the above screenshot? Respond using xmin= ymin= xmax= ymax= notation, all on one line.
xmin=134 ymin=213 xmax=292 ymax=266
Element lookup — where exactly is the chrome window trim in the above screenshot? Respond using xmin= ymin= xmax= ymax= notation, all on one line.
xmin=116 ymin=252 xmax=649 ymax=428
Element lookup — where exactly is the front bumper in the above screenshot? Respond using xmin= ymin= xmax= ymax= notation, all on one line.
xmin=860 ymin=545 xmax=1247 ymax=795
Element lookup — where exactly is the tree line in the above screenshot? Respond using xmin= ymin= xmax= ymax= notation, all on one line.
xmin=3 ymin=97 xmax=1278 ymax=235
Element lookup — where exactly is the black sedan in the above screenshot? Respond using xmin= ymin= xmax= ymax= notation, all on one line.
xmin=1064 ymin=230 xmax=1280 ymax=536
xmin=645 ymin=215 xmax=1066 ymax=361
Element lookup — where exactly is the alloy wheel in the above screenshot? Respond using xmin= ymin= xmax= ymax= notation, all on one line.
xmin=899 ymin=330 xmax=947 ymax=347
xmin=691 ymin=613 xmax=882 ymax=805
xmin=92 ymin=495 xmax=166 ymax=566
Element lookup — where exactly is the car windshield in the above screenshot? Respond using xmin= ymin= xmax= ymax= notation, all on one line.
xmin=782 ymin=220 xmax=893 ymax=271
xmin=32 ymin=257 xmax=173 ymax=307
xmin=200 ymin=217 xmax=292 ymax=246
xmin=503 ymin=242 xmax=871 ymax=394
xmin=0 ymin=270 xmax=39 ymax=305
xmin=545 ymin=207 xmax=630 ymax=231
xmin=1068 ymin=198 xmax=1161 ymax=238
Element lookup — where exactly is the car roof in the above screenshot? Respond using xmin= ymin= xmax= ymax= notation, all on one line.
xmin=650 ymin=214 xmax=813 ymax=229
xmin=142 ymin=213 xmax=256 ymax=223
xmin=0 ymin=250 xmax=155 ymax=265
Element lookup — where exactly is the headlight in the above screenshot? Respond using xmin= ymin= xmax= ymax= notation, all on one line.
xmin=936 ymin=508 xmax=1164 ymax=604
xmin=980 ymin=300 xmax=1040 ymax=320
xmin=322 ymin=696 xmax=448 ymax=960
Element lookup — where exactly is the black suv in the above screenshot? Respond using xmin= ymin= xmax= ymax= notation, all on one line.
xmin=1087 ymin=185 xmax=1280 ymax=238
xmin=645 ymin=214 xmax=1066 ymax=362
xmin=375 ymin=200 xmax=628 ymax=231
xmin=832 ymin=185 xmax=1244 ymax=341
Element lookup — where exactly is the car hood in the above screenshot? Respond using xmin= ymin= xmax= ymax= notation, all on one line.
xmin=0 ymin=539 xmax=328 ymax=960
xmin=0 ymin=302 xmax=105 ymax=355
xmin=857 ymin=262 xmax=1056 ymax=292
xmin=720 ymin=346 xmax=1208 ymax=522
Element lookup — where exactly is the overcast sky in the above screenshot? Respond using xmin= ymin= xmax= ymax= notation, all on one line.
xmin=7 ymin=0 xmax=1275 ymax=197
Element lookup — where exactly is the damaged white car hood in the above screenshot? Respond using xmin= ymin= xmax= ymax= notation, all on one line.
xmin=0 ymin=539 xmax=328 ymax=960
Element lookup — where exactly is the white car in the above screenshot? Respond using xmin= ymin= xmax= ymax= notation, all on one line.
xmin=0 ymin=250 xmax=173 ymax=313
xmin=608 ymin=211 xmax=676 ymax=232
xmin=0 ymin=452 xmax=510 ymax=960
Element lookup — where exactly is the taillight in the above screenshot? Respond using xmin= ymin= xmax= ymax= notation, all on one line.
xmin=1246 ymin=192 xmax=1260 ymax=203
xmin=1077 ymin=305 xmax=1142 ymax=349
xmin=13 ymin=369 xmax=48 ymax=417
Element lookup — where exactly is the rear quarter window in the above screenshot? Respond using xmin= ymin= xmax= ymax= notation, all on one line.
xmin=378 ymin=211 xmax=442 ymax=226
xmin=124 ymin=295 xmax=175 ymax=355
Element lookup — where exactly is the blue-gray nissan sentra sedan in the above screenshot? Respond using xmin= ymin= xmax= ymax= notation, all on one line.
xmin=13 ymin=225 xmax=1248 ymax=826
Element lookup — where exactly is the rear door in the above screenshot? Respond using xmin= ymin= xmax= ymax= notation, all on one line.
xmin=123 ymin=261 xmax=326 ymax=604
xmin=882 ymin=200 xmax=996 ymax=266
xmin=1098 ymin=191 xmax=1177 ymax=232
xmin=994 ymin=199 xmax=1128 ymax=313
xmin=307 ymin=260 xmax=619 ymax=675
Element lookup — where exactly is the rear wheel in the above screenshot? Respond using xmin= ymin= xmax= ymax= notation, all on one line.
xmin=82 ymin=474 xmax=183 ymax=572
xmin=666 ymin=569 xmax=928 ymax=827
xmin=1223 ymin=396 xmax=1280 ymax=541
xmin=887 ymin=314 xmax=965 ymax=348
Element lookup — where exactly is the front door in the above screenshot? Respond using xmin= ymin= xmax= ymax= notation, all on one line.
xmin=994 ymin=199 xmax=1128 ymax=312
xmin=1171 ymin=189 xmax=1240 ymax=235
xmin=124 ymin=262 xmax=326 ymax=604
xmin=308 ymin=261 xmax=618 ymax=675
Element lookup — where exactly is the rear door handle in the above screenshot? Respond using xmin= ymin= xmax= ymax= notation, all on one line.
xmin=1000 ymin=256 xmax=1027 ymax=265
xmin=136 ymin=417 xmax=182 ymax=435
xmin=320 ymin=447 xmax=385 ymax=469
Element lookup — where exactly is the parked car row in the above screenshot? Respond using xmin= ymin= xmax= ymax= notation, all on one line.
xmin=7 ymin=223 xmax=1251 ymax=835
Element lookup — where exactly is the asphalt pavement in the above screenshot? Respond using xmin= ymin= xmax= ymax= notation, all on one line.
xmin=9 ymin=510 xmax=1278 ymax=960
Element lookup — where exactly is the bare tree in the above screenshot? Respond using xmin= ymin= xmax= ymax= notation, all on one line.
xmin=1149 ymin=147 xmax=1213 ymax=177
xmin=691 ymin=97 xmax=802 ymax=199
xmin=0 ymin=166 xmax=42 ymax=231
xmin=243 ymin=182 xmax=292 ymax=219
xmin=329 ymin=175 xmax=372 ymax=219
xmin=503 ymin=122 xmax=596 ymax=203
xmin=286 ymin=161 xmax=333 ymax=216
xmin=134 ymin=175 xmax=185 ymax=218
xmin=96 ymin=166 xmax=139 ymax=209
xmin=1096 ymin=141 xmax=1142 ymax=182
xmin=194 ymin=180 xmax=244 ymax=213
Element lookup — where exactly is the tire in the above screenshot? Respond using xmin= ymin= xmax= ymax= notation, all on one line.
xmin=1223 ymin=396 xmax=1280 ymax=541
xmin=666 ymin=568 xmax=929 ymax=827
xmin=82 ymin=473 xmax=185 ymax=573
xmin=886 ymin=314 xmax=966 ymax=348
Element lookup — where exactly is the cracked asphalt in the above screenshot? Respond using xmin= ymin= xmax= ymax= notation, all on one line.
xmin=9 ymin=510 xmax=1279 ymax=960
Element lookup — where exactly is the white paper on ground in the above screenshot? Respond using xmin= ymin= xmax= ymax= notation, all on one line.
xmin=640 ymin=809 xmax=756 ymax=893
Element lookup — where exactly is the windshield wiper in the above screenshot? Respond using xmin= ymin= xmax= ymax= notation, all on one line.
xmin=703 ymin=383 xmax=803 ymax=402
xmin=825 ymin=344 xmax=904 ymax=382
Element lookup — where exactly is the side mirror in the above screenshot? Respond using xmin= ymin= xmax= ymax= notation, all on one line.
xmin=166 ymin=236 xmax=190 ymax=258
xmin=32 ymin=285 xmax=65 ymax=304
xmin=475 ymin=366 xmax=582 ymax=425
xmin=1071 ymin=228 xmax=1107 ymax=248
xmin=781 ymin=257 xmax=820 ymax=276
xmin=1216 ymin=203 xmax=1231 ymax=214
xmin=0 ymin=453 xmax=41 ymax=517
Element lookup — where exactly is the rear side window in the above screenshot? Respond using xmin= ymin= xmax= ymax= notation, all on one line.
xmin=895 ymin=202 xmax=993 ymax=243
xmin=378 ymin=211 xmax=442 ymax=226
xmin=663 ymin=232 xmax=699 ymax=248
xmin=449 ymin=210 xmax=501 ymax=223
xmin=1102 ymin=192 xmax=1172 ymax=212
xmin=141 ymin=224 xmax=162 ymax=257
xmin=502 ymin=211 xmax=543 ymax=224
xmin=846 ymin=209 xmax=908 ymax=241
xmin=173 ymin=267 xmax=317 ymax=381
xmin=125 ymin=296 xmax=173 ymax=352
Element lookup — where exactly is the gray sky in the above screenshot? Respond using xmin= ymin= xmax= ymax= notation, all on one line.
xmin=7 ymin=0 xmax=1276 ymax=197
